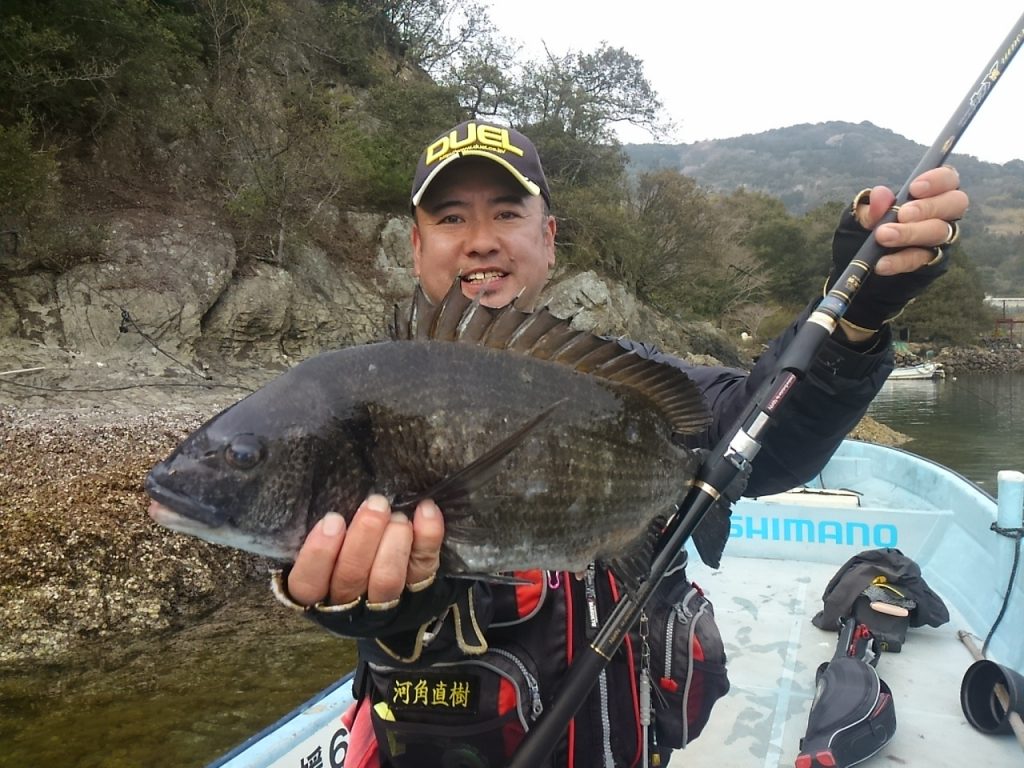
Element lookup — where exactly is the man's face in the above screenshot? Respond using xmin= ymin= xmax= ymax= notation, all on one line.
xmin=412 ymin=158 xmax=556 ymax=310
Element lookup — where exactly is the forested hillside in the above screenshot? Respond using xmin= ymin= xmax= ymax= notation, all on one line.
xmin=0 ymin=0 xmax=1005 ymax=347
xmin=627 ymin=122 xmax=1024 ymax=297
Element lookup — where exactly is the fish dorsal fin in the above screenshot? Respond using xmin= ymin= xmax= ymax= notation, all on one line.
xmin=401 ymin=280 xmax=711 ymax=435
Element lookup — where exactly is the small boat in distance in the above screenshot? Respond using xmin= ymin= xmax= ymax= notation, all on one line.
xmin=889 ymin=361 xmax=946 ymax=380
xmin=209 ymin=440 xmax=1024 ymax=768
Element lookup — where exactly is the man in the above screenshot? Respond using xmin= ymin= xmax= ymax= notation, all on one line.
xmin=274 ymin=120 xmax=968 ymax=766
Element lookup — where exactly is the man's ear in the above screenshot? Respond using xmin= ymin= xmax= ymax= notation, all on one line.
xmin=545 ymin=214 xmax=557 ymax=268
xmin=411 ymin=222 xmax=423 ymax=277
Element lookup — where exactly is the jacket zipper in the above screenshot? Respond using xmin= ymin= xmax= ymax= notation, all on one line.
xmin=490 ymin=647 xmax=544 ymax=720
xmin=662 ymin=589 xmax=708 ymax=746
xmin=586 ymin=565 xmax=615 ymax=768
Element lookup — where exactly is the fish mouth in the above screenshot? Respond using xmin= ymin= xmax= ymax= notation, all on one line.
xmin=148 ymin=499 xmax=218 ymax=536
xmin=144 ymin=471 xmax=224 ymax=527
xmin=147 ymin=500 xmax=295 ymax=561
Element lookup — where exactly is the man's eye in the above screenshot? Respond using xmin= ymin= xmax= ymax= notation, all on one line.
xmin=496 ymin=210 xmax=521 ymax=220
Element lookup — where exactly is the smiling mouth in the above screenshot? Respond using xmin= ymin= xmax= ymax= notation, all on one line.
xmin=461 ymin=270 xmax=507 ymax=285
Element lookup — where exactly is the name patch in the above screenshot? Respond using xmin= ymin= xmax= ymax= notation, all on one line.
xmin=387 ymin=673 xmax=480 ymax=715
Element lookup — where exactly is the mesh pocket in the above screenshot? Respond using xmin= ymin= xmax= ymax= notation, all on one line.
xmin=647 ymin=581 xmax=730 ymax=748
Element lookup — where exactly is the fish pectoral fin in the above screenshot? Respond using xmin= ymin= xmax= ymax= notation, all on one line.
xmin=397 ymin=400 xmax=563 ymax=515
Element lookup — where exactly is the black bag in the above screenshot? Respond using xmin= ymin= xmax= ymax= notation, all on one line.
xmin=646 ymin=579 xmax=730 ymax=748
xmin=796 ymin=619 xmax=896 ymax=768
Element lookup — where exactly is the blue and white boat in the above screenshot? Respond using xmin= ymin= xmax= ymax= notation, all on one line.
xmin=210 ymin=440 xmax=1024 ymax=767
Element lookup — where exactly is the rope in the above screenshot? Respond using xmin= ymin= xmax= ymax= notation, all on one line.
xmin=116 ymin=306 xmax=214 ymax=381
xmin=60 ymin=273 xmax=213 ymax=381
xmin=3 ymin=270 xmax=257 ymax=393
xmin=982 ymin=521 xmax=1024 ymax=656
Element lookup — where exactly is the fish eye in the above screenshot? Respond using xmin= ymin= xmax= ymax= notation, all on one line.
xmin=224 ymin=434 xmax=265 ymax=470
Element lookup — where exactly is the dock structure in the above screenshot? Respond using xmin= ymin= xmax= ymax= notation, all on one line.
xmin=984 ymin=297 xmax=1024 ymax=343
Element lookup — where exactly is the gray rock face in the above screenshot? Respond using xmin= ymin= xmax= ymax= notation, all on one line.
xmin=542 ymin=271 xmax=743 ymax=368
xmin=56 ymin=212 xmax=236 ymax=361
xmin=1 ymin=209 xmax=747 ymax=377
xmin=1 ymin=210 xmax=414 ymax=373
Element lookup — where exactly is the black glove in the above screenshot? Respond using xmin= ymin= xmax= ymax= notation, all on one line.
xmin=828 ymin=201 xmax=950 ymax=333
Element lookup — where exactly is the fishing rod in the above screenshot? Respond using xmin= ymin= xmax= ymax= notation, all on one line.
xmin=509 ymin=13 xmax=1024 ymax=767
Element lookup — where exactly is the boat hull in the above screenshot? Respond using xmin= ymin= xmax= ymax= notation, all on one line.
xmin=888 ymin=362 xmax=945 ymax=380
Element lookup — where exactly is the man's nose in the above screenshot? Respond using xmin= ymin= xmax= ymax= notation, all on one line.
xmin=464 ymin=219 xmax=499 ymax=255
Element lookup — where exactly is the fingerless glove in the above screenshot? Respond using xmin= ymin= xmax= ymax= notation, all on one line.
xmin=828 ymin=204 xmax=949 ymax=333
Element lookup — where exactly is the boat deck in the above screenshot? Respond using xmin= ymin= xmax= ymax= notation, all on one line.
xmin=672 ymin=556 xmax=1019 ymax=767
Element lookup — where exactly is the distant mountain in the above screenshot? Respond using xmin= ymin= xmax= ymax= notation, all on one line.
xmin=624 ymin=120 xmax=1024 ymax=295
xmin=624 ymin=120 xmax=1024 ymax=220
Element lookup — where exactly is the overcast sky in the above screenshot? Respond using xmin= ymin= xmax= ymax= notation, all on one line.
xmin=485 ymin=2 xmax=1024 ymax=164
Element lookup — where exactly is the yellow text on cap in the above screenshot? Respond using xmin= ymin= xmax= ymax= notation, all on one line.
xmin=425 ymin=123 xmax=525 ymax=166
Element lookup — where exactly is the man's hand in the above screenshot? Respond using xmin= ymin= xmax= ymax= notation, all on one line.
xmin=831 ymin=165 xmax=969 ymax=341
xmin=861 ymin=166 xmax=968 ymax=276
xmin=287 ymin=496 xmax=445 ymax=607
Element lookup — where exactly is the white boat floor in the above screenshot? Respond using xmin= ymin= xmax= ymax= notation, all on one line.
xmin=669 ymin=556 xmax=1020 ymax=768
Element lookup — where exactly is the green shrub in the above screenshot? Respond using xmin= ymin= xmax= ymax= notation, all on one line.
xmin=0 ymin=119 xmax=57 ymax=221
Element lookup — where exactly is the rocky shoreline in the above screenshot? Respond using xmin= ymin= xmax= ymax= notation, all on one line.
xmin=933 ymin=346 xmax=1024 ymax=376
xmin=0 ymin=365 xmax=275 ymax=668
xmin=903 ymin=344 xmax=1024 ymax=374
xmin=0 ymin=411 xmax=269 ymax=668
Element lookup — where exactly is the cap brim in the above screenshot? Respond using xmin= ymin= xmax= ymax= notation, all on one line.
xmin=411 ymin=149 xmax=542 ymax=207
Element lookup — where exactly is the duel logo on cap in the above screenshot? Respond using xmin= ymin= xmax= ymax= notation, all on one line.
xmin=411 ymin=121 xmax=551 ymax=208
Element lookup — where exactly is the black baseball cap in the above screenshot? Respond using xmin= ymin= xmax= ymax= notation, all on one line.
xmin=410 ymin=120 xmax=551 ymax=208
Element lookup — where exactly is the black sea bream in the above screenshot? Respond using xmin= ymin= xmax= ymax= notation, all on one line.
xmin=146 ymin=283 xmax=719 ymax=576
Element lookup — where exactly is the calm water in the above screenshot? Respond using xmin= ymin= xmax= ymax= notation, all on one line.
xmin=865 ymin=372 xmax=1024 ymax=490
xmin=0 ymin=585 xmax=356 ymax=768
xmin=2 ymin=374 xmax=1020 ymax=767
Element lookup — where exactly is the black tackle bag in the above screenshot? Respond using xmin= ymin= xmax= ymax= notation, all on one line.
xmin=796 ymin=621 xmax=896 ymax=768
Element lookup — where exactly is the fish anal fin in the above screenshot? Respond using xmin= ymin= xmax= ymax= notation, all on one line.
xmin=604 ymin=515 xmax=668 ymax=595
xmin=447 ymin=572 xmax=534 ymax=586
